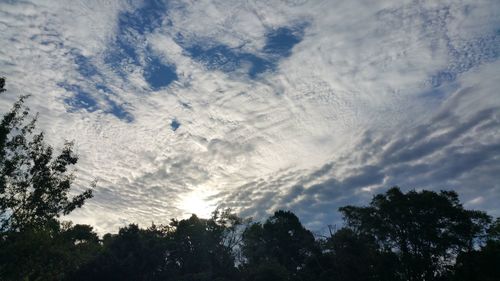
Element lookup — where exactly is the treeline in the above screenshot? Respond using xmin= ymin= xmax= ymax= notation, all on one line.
xmin=0 ymin=77 xmax=499 ymax=281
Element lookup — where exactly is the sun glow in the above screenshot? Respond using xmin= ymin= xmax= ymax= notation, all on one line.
xmin=179 ymin=191 xmax=215 ymax=218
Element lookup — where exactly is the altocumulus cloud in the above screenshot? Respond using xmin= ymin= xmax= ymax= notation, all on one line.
xmin=0 ymin=0 xmax=499 ymax=233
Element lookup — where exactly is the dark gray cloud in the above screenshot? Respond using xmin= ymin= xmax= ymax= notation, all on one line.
xmin=221 ymin=82 xmax=500 ymax=231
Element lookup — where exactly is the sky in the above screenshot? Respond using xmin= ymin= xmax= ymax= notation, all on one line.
xmin=0 ymin=0 xmax=499 ymax=234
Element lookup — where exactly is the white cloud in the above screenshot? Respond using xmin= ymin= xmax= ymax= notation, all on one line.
xmin=0 ymin=0 xmax=498 ymax=233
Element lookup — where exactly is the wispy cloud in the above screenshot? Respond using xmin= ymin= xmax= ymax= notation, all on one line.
xmin=0 ymin=0 xmax=498 ymax=233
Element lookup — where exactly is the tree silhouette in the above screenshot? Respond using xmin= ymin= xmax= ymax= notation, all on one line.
xmin=339 ymin=187 xmax=492 ymax=281
xmin=166 ymin=214 xmax=239 ymax=280
xmin=71 ymin=212 xmax=242 ymax=281
xmin=0 ymin=77 xmax=94 ymax=280
xmin=452 ymin=217 xmax=500 ymax=281
xmin=70 ymin=223 xmax=170 ymax=281
xmin=241 ymin=210 xmax=318 ymax=280
xmin=0 ymin=79 xmax=93 ymax=231
xmin=300 ymin=227 xmax=400 ymax=281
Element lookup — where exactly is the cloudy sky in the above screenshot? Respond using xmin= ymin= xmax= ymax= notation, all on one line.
xmin=0 ymin=0 xmax=499 ymax=234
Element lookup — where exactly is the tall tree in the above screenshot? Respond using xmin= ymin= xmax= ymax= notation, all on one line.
xmin=70 ymin=223 xmax=170 ymax=281
xmin=0 ymin=77 xmax=93 ymax=231
xmin=72 ymin=212 xmax=242 ymax=281
xmin=166 ymin=213 xmax=240 ymax=281
xmin=339 ymin=187 xmax=491 ymax=281
xmin=241 ymin=210 xmax=318 ymax=280
xmin=0 ymin=77 xmax=94 ymax=280
xmin=452 ymin=217 xmax=500 ymax=281
xmin=300 ymin=227 xmax=400 ymax=281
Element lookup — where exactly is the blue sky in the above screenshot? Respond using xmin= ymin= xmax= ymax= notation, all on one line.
xmin=0 ymin=0 xmax=499 ymax=233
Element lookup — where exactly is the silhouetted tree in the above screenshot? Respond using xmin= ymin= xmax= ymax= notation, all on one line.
xmin=241 ymin=210 xmax=318 ymax=280
xmin=243 ymin=259 xmax=289 ymax=281
xmin=452 ymin=217 xmax=500 ymax=281
xmin=339 ymin=187 xmax=492 ymax=281
xmin=0 ymin=77 xmax=94 ymax=280
xmin=0 ymin=221 xmax=100 ymax=280
xmin=165 ymin=213 xmax=240 ymax=281
xmin=70 ymin=223 xmax=169 ymax=281
xmin=300 ymin=227 xmax=400 ymax=281
xmin=0 ymin=78 xmax=93 ymax=231
xmin=72 ymin=211 xmax=242 ymax=281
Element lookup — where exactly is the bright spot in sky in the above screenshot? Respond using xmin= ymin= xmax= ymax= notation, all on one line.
xmin=179 ymin=191 xmax=215 ymax=218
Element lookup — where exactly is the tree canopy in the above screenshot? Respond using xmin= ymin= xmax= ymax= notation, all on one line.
xmin=0 ymin=78 xmax=93 ymax=232
xmin=339 ymin=187 xmax=491 ymax=281
xmin=0 ymin=77 xmax=94 ymax=279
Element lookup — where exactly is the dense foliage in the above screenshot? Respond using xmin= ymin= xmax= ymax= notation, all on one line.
xmin=0 ymin=77 xmax=498 ymax=280
xmin=0 ymin=77 xmax=95 ymax=279
xmin=0 ymin=77 xmax=93 ymax=233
